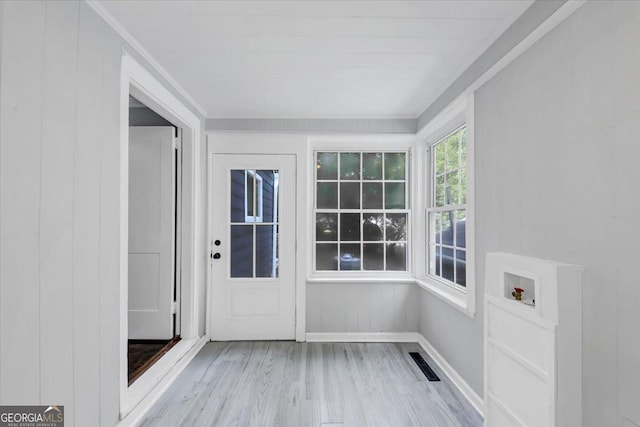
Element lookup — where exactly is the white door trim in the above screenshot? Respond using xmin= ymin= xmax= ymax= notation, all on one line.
xmin=206 ymin=139 xmax=306 ymax=342
xmin=119 ymin=52 xmax=203 ymax=419
xmin=209 ymin=154 xmax=296 ymax=340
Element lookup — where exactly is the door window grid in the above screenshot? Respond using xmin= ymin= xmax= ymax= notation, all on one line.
xmin=230 ymin=169 xmax=279 ymax=279
xmin=314 ymin=151 xmax=409 ymax=272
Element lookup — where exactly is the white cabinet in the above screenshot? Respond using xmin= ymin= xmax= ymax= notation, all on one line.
xmin=484 ymin=252 xmax=583 ymax=427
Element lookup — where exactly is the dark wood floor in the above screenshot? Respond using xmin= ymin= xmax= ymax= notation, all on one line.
xmin=139 ymin=341 xmax=483 ymax=427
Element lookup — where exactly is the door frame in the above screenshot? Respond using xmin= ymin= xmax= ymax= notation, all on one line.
xmin=208 ymin=154 xmax=296 ymax=340
xmin=119 ymin=52 xmax=204 ymax=418
xmin=206 ymin=138 xmax=306 ymax=342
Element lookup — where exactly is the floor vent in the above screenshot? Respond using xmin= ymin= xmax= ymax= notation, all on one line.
xmin=409 ymin=352 xmax=440 ymax=381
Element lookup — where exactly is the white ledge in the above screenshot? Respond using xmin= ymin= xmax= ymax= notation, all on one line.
xmin=415 ymin=278 xmax=474 ymax=318
xmin=307 ymin=276 xmax=415 ymax=284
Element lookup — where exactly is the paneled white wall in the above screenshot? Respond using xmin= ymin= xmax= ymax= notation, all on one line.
xmin=306 ymin=283 xmax=419 ymax=333
xmin=0 ymin=2 xmax=205 ymax=425
xmin=207 ymin=133 xmax=420 ymax=337
xmin=419 ymin=1 xmax=640 ymax=426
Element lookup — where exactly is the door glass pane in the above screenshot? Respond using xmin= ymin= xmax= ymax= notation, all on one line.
xmin=246 ymin=172 xmax=255 ymax=218
xmin=317 ymin=152 xmax=337 ymax=180
xmin=339 ymin=244 xmax=361 ymax=271
xmin=229 ymin=168 xmax=280 ymax=279
xmin=230 ymin=170 xmax=246 ymax=223
xmin=316 ymin=244 xmax=337 ymax=271
xmin=230 ymin=225 xmax=253 ymax=278
xmin=340 ymin=152 xmax=360 ymax=180
xmin=256 ymin=225 xmax=278 ymax=278
xmin=258 ymin=170 xmax=278 ymax=223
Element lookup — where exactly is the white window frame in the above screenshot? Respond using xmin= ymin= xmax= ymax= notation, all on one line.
xmin=427 ymin=125 xmax=467 ymax=286
xmin=417 ymin=94 xmax=476 ymax=317
xmin=308 ymin=137 xmax=416 ymax=280
xmin=244 ymin=169 xmax=264 ymax=223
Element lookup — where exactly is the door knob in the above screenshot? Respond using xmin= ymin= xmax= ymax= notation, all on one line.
xmin=212 ymin=253 xmax=221 ymax=260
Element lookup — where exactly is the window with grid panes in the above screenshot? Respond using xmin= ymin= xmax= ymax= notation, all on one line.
xmin=428 ymin=126 xmax=467 ymax=287
xmin=314 ymin=152 xmax=409 ymax=272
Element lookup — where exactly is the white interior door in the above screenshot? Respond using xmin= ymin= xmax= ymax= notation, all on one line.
xmin=128 ymin=126 xmax=176 ymax=340
xmin=210 ymin=154 xmax=296 ymax=340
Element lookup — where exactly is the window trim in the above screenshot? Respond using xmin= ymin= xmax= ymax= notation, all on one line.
xmin=308 ymin=137 xmax=416 ymax=279
xmin=313 ymin=150 xmax=410 ymax=274
xmin=427 ymin=125 xmax=468 ymax=287
xmin=420 ymin=94 xmax=476 ymax=317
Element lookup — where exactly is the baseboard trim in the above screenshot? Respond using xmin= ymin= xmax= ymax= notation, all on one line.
xmin=117 ymin=335 xmax=208 ymax=427
xmin=415 ymin=334 xmax=484 ymax=416
xmin=305 ymin=331 xmax=483 ymax=418
xmin=305 ymin=332 xmax=421 ymax=343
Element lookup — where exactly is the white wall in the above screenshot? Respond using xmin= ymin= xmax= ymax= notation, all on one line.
xmin=0 ymin=2 xmax=206 ymax=425
xmin=208 ymin=132 xmax=421 ymax=336
xmin=307 ymin=283 xmax=419 ymax=333
xmin=420 ymin=1 xmax=640 ymax=425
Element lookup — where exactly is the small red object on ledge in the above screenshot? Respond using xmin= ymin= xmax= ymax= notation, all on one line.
xmin=512 ymin=287 xmax=524 ymax=301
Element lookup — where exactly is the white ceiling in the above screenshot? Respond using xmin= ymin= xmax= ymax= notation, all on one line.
xmin=101 ymin=1 xmax=533 ymax=119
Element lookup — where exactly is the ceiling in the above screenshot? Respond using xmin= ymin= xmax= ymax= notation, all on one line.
xmin=101 ymin=1 xmax=533 ymax=119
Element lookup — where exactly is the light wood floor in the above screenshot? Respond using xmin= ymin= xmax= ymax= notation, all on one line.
xmin=139 ymin=341 xmax=483 ymax=427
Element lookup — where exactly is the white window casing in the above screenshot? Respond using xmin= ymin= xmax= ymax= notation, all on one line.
xmin=418 ymin=93 xmax=476 ymax=317
xmin=308 ymin=136 xmax=416 ymax=281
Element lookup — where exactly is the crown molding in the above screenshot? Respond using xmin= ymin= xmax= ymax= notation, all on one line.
xmin=84 ymin=0 xmax=207 ymax=118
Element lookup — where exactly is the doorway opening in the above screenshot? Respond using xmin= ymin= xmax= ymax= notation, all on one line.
xmin=127 ymin=95 xmax=182 ymax=384
xmin=120 ymin=52 xmax=203 ymax=419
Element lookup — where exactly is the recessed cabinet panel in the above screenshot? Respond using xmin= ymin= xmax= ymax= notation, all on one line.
xmin=487 ymin=304 xmax=551 ymax=373
xmin=484 ymin=252 xmax=584 ymax=427
xmin=487 ymin=344 xmax=551 ymax=427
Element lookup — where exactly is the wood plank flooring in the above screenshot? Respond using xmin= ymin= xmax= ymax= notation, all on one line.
xmin=139 ymin=342 xmax=483 ymax=427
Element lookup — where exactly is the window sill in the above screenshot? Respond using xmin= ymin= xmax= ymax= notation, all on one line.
xmin=307 ymin=273 xmax=415 ymax=285
xmin=414 ymin=277 xmax=475 ymax=318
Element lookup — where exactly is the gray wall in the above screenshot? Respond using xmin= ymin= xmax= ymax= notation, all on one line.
xmin=307 ymin=283 xmax=419 ymax=333
xmin=420 ymin=1 xmax=640 ymax=425
xmin=0 ymin=2 xmax=206 ymax=426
